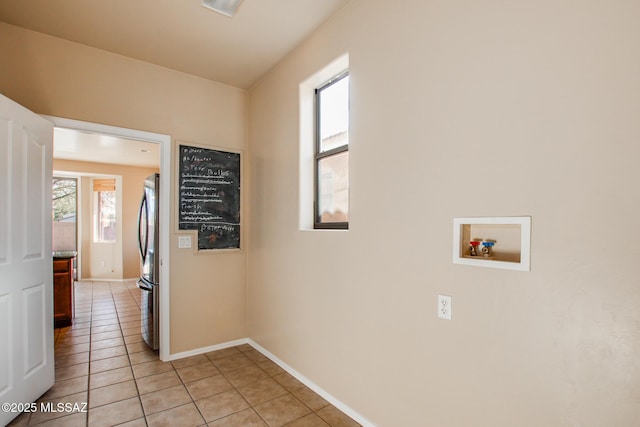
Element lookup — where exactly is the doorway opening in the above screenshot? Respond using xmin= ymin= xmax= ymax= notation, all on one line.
xmin=46 ymin=116 xmax=171 ymax=361
xmin=52 ymin=176 xmax=78 ymax=279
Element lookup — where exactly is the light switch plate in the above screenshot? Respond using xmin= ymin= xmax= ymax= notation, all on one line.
xmin=178 ymin=235 xmax=192 ymax=249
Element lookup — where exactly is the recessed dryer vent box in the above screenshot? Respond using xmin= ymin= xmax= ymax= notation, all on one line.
xmin=453 ymin=216 xmax=531 ymax=271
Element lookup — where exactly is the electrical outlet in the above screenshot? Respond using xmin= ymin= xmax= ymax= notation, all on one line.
xmin=438 ymin=294 xmax=452 ymax=320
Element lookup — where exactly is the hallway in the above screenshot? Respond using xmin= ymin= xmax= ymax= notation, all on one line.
xmin=8 ymin=280 xmax=360 ymax=427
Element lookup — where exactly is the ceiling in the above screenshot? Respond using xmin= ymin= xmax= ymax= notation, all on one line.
xmin=53 ymin=128 xmax=160 ymax=169
xmin=0 ymin=0 xmax=350 ymax=89
xmin=0 ymin=0 xmax=350 ymax=168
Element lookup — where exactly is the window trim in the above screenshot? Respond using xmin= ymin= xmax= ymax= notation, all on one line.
xmin=93 ymin=178 xmax=117 ymax=243
xmin=314 ymin=71 xmax=349 ymax=230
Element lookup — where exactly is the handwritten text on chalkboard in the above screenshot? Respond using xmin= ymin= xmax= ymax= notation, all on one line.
xmin=178 ymin=145 xmax=240 ymax=250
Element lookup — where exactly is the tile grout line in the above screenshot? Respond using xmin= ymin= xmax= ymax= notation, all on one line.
xmin=120 ymin=280 xmax=149 ymax=427
xmin=203 ymin=349 xmax=269 ymax=426
xmin=171 ymin=358 xmax=209 ymax=426
xmin=174 ymin=346 xmax=328 ymax=426
xmin=41 ymin=281 xmax=356 ymax=427
xmin=85 ymin=280 xmax=137 ymax=426
xmin=96 ymin=280 xmax=142 ymax=426
xmin=85 ymin=280 xmax=95 ymax=427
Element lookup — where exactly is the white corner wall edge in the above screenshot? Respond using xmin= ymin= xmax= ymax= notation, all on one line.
xmin=167 ymin=338 xmax=377 ymax=427
xmin=452 ymin=216 xmax=532 ymax=271
xmin=248 ymin=339 xmax=377 ymax=427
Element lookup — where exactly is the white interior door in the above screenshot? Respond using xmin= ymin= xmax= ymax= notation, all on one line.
xmin=0 ymin=94 xmax=54 ymax=426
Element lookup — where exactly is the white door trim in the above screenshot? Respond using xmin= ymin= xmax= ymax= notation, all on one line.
xmin=43 ymin=116 xmax=171 ymax=361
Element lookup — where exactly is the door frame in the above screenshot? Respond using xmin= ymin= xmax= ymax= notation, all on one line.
xmin=45 ymin=116 xmax=172 ymax=361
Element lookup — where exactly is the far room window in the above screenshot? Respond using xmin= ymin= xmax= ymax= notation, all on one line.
xmin=315 ymin=71 xmax=349 ymax=229
xmin=52 ymin=177 xmax=77 ymax=252
xmin=93 ymin=178 xmax=116 ymax=242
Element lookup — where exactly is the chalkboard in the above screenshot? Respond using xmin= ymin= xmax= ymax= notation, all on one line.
xmin=178 ymin=144 xmax=241 ymax=250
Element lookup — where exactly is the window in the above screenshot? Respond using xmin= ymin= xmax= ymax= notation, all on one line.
xmin=315 ymin=72 xmax=349 ymax=229
xmin=52 ymin=177 xmax=77 ymax=253
xmin=93 ymin=178 xmax=116 ymax=242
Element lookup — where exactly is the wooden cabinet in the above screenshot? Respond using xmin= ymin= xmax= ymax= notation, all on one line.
xmin=53 ymin=257 xmax=74 ymax=328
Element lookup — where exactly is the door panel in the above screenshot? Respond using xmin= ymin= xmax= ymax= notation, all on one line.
xmin=0 ymin=118 xmax=9 ymax=265
xmin=0 ymin=294 xmax=10 ymax=393
xmin=0 ymin=94 xmax=54 ymax=426
xmin=24 ymin=134 xmax=47 ymax=259
xmin=23 ymin=283 xmax=46 ymax=376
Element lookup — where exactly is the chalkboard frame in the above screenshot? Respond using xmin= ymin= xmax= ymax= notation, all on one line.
xmin=176 ymin=142 xmax=242 ymax=253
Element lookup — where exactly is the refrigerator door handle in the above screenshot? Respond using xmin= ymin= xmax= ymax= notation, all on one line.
xmin=137 ymin=279 xmax=153 ymax=292
xmin=138 ymin=193 xmax=149 ymax=262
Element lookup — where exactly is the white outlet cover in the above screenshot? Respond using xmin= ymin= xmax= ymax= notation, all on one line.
xmin=438 ymin=294 xmax=452 ymax=320
xmin=178 ymin=235 xmax=192 ymax=249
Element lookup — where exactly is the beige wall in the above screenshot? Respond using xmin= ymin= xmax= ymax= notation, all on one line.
xmin=248 ymin=1 xmax=640 ymax=426
xmin=0 ymin=22 xmax=248 ymax=354
xmin=53 ymin=159 xmax=159 ymax=279
xmin=4 ymin=2 xmax=640 ymax=424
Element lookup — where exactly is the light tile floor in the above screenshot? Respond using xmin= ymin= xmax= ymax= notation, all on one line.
xmin=8 ymin=280 xmax=361 ymax=427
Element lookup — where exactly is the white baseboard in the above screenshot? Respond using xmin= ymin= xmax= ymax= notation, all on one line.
xmin=247 ymin=339 xmax=376 ymax=427
xmin=167 ymin=337 xmax=376 ymax=427
xmin=166 ymin=338 xmax=249 ymax=361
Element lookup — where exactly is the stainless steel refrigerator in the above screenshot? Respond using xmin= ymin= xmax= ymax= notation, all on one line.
xmin=137 ymin=173 xmax=159 ymax=350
